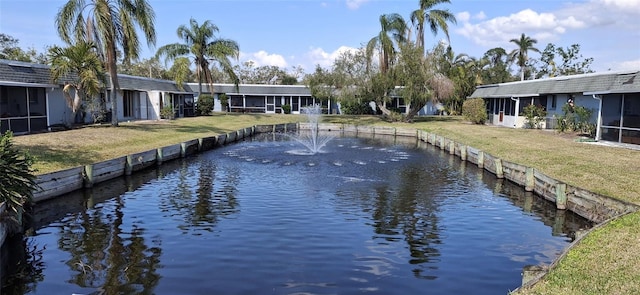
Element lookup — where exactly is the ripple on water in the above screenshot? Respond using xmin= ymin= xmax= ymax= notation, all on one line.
xmin=15 ymin=135 xmax=591 ymax=295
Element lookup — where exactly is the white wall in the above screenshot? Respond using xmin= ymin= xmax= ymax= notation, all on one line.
xmin=46 ymin=88 xmax=74 ymax=127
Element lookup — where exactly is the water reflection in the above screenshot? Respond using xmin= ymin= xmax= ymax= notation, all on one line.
xmin=3 ymin=133 xmax=593 ymax=294
xmin=158 ymin=160 xmax=240 ymax=234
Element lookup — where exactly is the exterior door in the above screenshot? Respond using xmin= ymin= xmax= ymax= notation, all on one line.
xmin=266 ymin=96 xmax=275 ymax=113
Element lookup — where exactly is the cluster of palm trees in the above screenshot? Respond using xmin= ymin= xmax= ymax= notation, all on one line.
xmin=48 ymin=0 xmax=544 ymax=125
xmin=359 ymin=0 xmax=544 ymax=119
xmin=50 ymin=0 xmax=240 ymax=127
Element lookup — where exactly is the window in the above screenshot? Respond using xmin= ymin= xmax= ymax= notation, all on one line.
xmin=550 ymin=95 xmax=557 ymax=110
xmin=622 ymin=93 xmax=640 ymax=129
xmin=601 ymin=94 xmax=622 ymax=127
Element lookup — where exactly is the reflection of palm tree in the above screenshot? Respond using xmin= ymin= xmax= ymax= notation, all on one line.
xmin=162 ymin=161 xmax=240 ymax=233
xmin=395 ymin=168 xmax=441 ymax=279
xmin=369 ymin=164 xmax=448 ymax=280
xmin=58 ymin=194 xmax=162 ymax=293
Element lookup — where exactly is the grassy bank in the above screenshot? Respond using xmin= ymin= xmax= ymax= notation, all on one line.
xmin=14 ymin=113 xmax=303 ymax=174
xmin=13 ymin=114 xmax=640 ymax=294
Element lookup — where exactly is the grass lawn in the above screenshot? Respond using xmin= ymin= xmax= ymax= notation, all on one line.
xmin=13 ymin=113 xmax=640 ymax=294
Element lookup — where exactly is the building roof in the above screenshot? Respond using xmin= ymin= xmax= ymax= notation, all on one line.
xmin=195 ymin=83 xmax=312 ymax=96
xmin=117 ymin=74 xmax=194 ymax=93
xmin=470 ymin=70 xmax=640 ymax=98
xmin=0 ymin=59 xmax=311 ymax=95
xmin=0 ymin=59 xmax=61 ymax=87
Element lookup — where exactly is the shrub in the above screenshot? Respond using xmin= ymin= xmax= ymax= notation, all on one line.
xmin=196 ymin=94 xmax=215 ymax=116
xmin=160 ymin=106 xmax=175 ymax=120
xmin=384 ymin=110 xmax=405 ymax=122
xmin=219 ymin=93 xmax=229 ymax=112
xmin=556 ymin=103 xmax=595 ymax=136
xmin=0 ymin=131 xmax=37 ymax=230
xmin=340 ymin=100 xmax=374 ymax=115
xmin=281 ymin=104 xmax=291 ymax=114
xmin=462 ymin=98 xmax=488 ymax=124
xmin=523 ymin=104 xmax=547 ymax=129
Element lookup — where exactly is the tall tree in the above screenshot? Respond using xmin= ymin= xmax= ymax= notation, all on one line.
xmin=425 ymin=43 xmax=472 ymax=114
xmin=0 ymin=33 xmax=48 ymax=63
xmin=156 ymin=18 xmax=240 ymax=95
xmin=166 ymin=57 xmax=194 ymax=90
xmin=366 ymin=13 xmax=407 ymax=116
xmin=409 ymin=0 xmax=457 ymax=52
xmin=535 ymin=43 xmax=594 ymax=78
xmin=56 ymin=0 xmax=157 ymax=127
xmin=366 ymin=13 xmax=408 ymax=75
xmin=396 ymin=42 xmax=436 ymax=121
xmin=509 ymin=33 xmax=540 ymax=81
xmin=48 ymin=41 xmax=106 ymax=124
xmin=119 ymin=57 xmax=168 ymax=79
xmin=481 ymin=47 xmax=514 ymax=84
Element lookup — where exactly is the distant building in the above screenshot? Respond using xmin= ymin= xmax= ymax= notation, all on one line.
xmin=469 ymin=70 xmax=640 ymax=145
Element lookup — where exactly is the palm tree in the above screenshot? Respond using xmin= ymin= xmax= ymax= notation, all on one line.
xmin=365 ymin=13 xmax=408 ymax=116
xmin=56 ymin=0 xmax=156 ymax=127
xmin=48 ymin=41 xmax=106 ymax=125
xmin=156 ymin=18 xmax=240 ymax=96
xmin=509 ymin=33 xmax=540 ymax=81
xmin=366 ymin=13 xmax=408 ymax=75
xmin=410 ymin=0 xmax=457 ymax=53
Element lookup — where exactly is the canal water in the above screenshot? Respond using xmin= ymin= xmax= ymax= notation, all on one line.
xmin=2 ymin=133 xmax=591 ymax=294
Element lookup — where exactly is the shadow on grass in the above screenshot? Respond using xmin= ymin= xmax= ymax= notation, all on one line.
xmin=323 ymin=115 xmax=463 ymax=125
xmin=26 ymin=144 xmax=102 ymax=174
xmin=411 ymin=116 xmax=462 ymax=123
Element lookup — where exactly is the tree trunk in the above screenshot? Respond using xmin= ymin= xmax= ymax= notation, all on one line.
xmin=376 ymin=101 xmax=392 ymax=116
xmin=404 ymin=101 xmax=426 ymax=122
xmin=107 ymin=43 xmax=120 ymax=127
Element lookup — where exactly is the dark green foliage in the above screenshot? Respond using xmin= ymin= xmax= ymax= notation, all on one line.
xmin=160 ymin=106 xmax=175 ymax=120
xmin=280 ymin=75 xmax=298 ymax=85
xmin=340 ymin=100 xmax=374 ymax=115
xmin=218 ymin=93 xmax=229 ymax=112
xmin=462 ymin=98 xmax=488 ymax=124
xmin=556 ymin=103 xmax=595 ymax=136
xmin=196 ymin=94 xmax=215 ymax=116
xmin=523 ymin=104 xmax=547 ymax=129
xmin=281 ymin=104 xmax=291 ymax=114
xmin=0 ymin=131 xmax=37 ymax=222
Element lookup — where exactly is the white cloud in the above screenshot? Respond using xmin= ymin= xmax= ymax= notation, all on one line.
xmin=456 ymin=8 xmax=587 ymax=48
xmin=345 ymin=0 xmax=368 ymax=10
xmin=474 ymin=11 xmax=486 ymax=20
xmin=600 ymin=0 xmax=640 ymax=10
xmin=240 ymin=50 xmax=288 ymax=68
xmin=456 ymin=12 xmax=470 ymax=23
xmin=305 ymin=46 xmax=360 ymax=69
xmin=611 ymin=59 xmax=640 ymax=71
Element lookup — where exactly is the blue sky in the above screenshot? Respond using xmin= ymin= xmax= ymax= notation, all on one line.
xmin=1 ymin=0 xmax=639 ymax=74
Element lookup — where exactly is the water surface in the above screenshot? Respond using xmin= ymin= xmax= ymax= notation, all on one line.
xmin=4 ymin=133 xmax=591 ymax=294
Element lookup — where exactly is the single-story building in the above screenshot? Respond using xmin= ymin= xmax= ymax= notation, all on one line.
xmin=469 ymin=70 xmax=640 ymax=145
xmin=194 ymin=83 xmax=329 ymax=114
xmin=0 ymin=59 xmax=195 ymax=134
xmin=0 ymin=59 xmax=341 ymax=135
